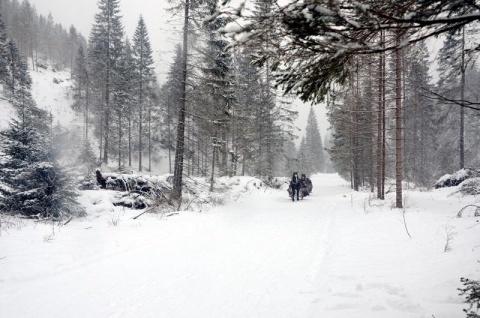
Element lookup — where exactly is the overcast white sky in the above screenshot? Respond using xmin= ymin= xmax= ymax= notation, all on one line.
xmin=28 ymin=0 xmax=329 ymax=144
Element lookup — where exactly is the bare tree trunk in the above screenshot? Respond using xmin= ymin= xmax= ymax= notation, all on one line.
xmin=104 ymin=15 xmax=111 ymax=165
xmin=128 ymin=109 xmax=132 ymax=167
xmin=99 ymin=94 xmax=104 ymax=162
xmin=167 ymin=97 xmax=172 ymax=173
xmin=118 ymin=112 xmax=122 ymax=168
xmin=138 ymin=42 xmax=144 ymax=172
xmin=197 ymin=126 xmax=201 ymax=176
xmin=381 ymin=31 xmax=386 ymax=200
xmin=376 ymin=37 xmax=384 ymax=199
xmin=367 ymin=57 xmax=375 ymax=193
xmin=460 ymin=26 xmax=465 ymax=169
xmin=148 ymin=107 xmax=151 ymax=172
xmin=85 ymin=76 xmax=90 ymax=143
xmin=395 ymin=35 xmax=403 ymax=209
xmin=172 ymin=0 xmax=190 ymax=200
xmin=352 ymin=61 xmax=360 ymax=191
xmin=210 ymin=132 xmax=217 ymax=192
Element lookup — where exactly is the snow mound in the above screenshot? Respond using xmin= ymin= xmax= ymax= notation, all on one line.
xmin=459 ymin=177 xmax=480 ymax=196
xmin=434 ymin=168 xmax=478 ymax=189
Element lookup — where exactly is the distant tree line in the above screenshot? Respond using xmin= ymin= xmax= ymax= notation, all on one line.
xmin=0 ymin=0 xmax=87 ymax=72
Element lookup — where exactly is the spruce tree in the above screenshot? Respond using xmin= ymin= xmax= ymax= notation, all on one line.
xmin=304 ymin=108 xmax=325 ymax=175
xmin=0 ymin=117 xmax=84 ymax=219
xmin=88 ymin=0 xmax=124 ymax=164
xmin=122 ymin=39 xmax=136 ymax=168
xmin=68 ymin=25 xmax=79 ymax=78
xmin=132 ymin=15 xmax=155 ymax=172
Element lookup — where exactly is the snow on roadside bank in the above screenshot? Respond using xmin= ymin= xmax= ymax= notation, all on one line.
xmin=0 ymin=173 xmax=479 ymax=318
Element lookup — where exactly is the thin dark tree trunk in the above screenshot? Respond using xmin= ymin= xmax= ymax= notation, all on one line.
xmin=381 ymin=31 xmax=386 ymax=200
xmin=352 ymin=61 xmax=360 ymax=191
xmin=118 ymin=112 xmax=122 ymax=168
xmin=139 ymin=103 xmax=142 ymax=171
xmin=460 ymin=26 xmax=465 ymax=169
xmin=104 ymin=12 xmax=111 ymax=165
xmin=167 ymin=97 xmax=172 ymax=174
xmin=148 ymin=107 xmax=151 ymax=171
xmin=128 ymin=108 xmax=132 ymax=167
xmin=138 ymin=39 xmax=144 ymax=172
xmin=172 ymin=0 xmax=189 ymax=200
xmin=85 ymin=76 xmax=89 ymax=142
xmin=395 ymin=35 xmax=403 ymax=209
xmin=367 ymin=57 xmax=375 ymax=193
xmin=403 ymin=49 xmax=408 ymax=188
xmin=197 ymin=125 xmax=201 ymax=176
xmin=99 ymin=96 xmax=104 ymax=162
xmin=210 ymin=132 xmax=217 ymax=192
xmin=376 ymin=42 xmax=383 ymax=198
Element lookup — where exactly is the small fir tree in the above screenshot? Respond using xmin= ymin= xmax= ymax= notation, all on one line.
xmin=0 ymin=117 xmax=84 ymax=219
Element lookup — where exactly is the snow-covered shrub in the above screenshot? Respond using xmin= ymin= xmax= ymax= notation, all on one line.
xmin=78 ymin=177 xmax=96 ymax=190
xmin=435 ymin=168 xmax=478 ymax=189
xmin=459 ymin=178 xmax=480 ymax=196
xmin=260 ymin=176 xmax=289 ymax=189
xmin=112 ymin=192 xmax=152 ymax=209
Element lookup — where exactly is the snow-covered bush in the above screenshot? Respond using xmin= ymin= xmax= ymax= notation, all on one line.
xmin=260 ymin=176 xmax=289 ymax=189
xmin=435 ymin=168 xmax=478 ymax=189
xmin=459 ymin=178 xmax=480 ymax=196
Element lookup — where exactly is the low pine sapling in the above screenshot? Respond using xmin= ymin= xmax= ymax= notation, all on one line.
xmin=459 ymin=277 xmax=480 ymax=318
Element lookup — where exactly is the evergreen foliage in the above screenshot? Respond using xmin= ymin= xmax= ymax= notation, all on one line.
xmin=0 ymin=118 xmax=84 ymax=219
xmin=459 ymin=278 xmax=480 ymax=318
xmin=0 ymin=13 xmax=83 ymax=219
xmin=132 ymin=15 xmax=156 ymax=171
xmin=0 ymin=0 xmax=87 ymax=70
xmin=88 ymin=0 xmax=125 ymax=164
xmin=303 ymin=108 xmax=325 ymax=175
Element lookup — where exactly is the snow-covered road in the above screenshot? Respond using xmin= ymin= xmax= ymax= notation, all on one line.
xmin=1 ymin=174 xmax=478 ymax=318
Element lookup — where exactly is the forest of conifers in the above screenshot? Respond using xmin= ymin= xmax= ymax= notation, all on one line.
xmin=1 ymin=0 xmax=480 ymax=211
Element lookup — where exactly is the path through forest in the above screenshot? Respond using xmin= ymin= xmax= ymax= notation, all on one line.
xmin=0 ymin=174 xmax=475 ymax=318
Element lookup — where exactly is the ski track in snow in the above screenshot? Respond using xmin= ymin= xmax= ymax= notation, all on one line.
xmin=0 ymin=174 xmax=479 ymax=318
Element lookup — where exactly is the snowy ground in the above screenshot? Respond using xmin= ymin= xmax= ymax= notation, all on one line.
xmin=0 ymin=173 xmax=479 ymax=318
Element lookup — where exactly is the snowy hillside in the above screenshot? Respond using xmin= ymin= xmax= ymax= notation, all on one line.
xmin=30 ymin=66 xmax=79 ymax=129
xmin=0 ymin=63 xmax=172 ymax=174
xmin=0 ymin=96 xmax=16 ymax=131
xmin=0 ymin=64 xmax=78 ymax=131
xmin=1 ymin=173 xmax=479 ymax=318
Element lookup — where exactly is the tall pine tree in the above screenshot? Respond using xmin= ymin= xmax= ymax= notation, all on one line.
xmin=304 ymin=108 xmax=325 ymax=175
xmin=88 ymin=0 xmax=124 ymax=164
xmin=132 ymin=15 xmax=155 ymax=172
